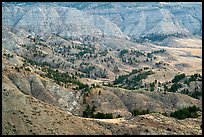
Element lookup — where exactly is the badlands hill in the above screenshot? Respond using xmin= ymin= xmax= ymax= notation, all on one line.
xmin=3 ymin=2 xmax=202 ymax=40
xmin=2 ymin=2 xmax=202 ymax=135
xmin=2 ymin=56 xmax=202 ymax=135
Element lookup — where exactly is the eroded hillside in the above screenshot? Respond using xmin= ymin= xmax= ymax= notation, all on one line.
xmin=2 ymin=2 xmax=202 ymax=135
xmin=2 ymin=47 xmax=202 ymax=135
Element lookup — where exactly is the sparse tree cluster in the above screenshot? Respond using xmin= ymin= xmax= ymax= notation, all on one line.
xmin=132 ymin=109 xmax=150 ymax=116
xmin=119 ymin=49 xmax=128 ymax=57
xmin=3 ymin=53 xmax=14 ymax=58
xmin=147 ymin=49 xmax=166 ymax=58
xmin=184 ymin=73 xmax=202 ymax=85
xmin=82 ymin=105 xmax=113 ymax=119
xmin=172 ymin=73 xmax=185 ymax=83
xmin=168 ymin=83 xmax=182 ymax=92
xmin=113 ymin=68 xmax=153 ymax=89
xmin=170 ymin=105 xmax=201 ymax=119
xmin=130 ymin=50 xmax=145 ymax=57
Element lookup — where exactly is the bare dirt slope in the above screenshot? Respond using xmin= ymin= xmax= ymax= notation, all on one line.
xmin=2 ymin=75 xmax=202 ymax=135
xmin=2 ymin=70 xmax=202 ymax=135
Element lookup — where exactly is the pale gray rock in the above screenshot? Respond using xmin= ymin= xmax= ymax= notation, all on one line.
xmin=2 ymin=4 xmax=128 ymax=39
xmin=29 ymin=74 xmax=58 ymax=106
xmin=8 ymin=73 xmax=31 ymax=95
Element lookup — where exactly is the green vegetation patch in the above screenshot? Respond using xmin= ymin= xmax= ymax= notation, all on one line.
xmin=132 ymin=109 xmax=150 ymax=116
xmin=172 ymin=73 xmax=185 ymax=83
xmin=184 ymin=73 xmax=202 ymax=85
xmin=147 ymin=49 xmax=166 ymax=58
xmin=168 ymin=83 xmax=182 ymax=92
xmin=25 ymin=58 xmax=90 ymax=92
xmin=82 ymin=105 xmax=113 ymax=119
xmin=170 ymin=105 xmax=201 ymax=120
xmin=113 ymin=68 xmax=154 ymax=90
xmin=119 ymin=49 xmax=128 ymax=57
xmin=113 ymin=68 xmax=143 ymax=85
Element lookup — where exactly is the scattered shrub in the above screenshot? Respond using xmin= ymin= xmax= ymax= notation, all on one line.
xmin=132 ymin=109 xmax=150 ymax=116
xmin=170 ymin=105 xmax=201 ymax=120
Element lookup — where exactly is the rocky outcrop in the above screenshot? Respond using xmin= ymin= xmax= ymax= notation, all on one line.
xmin=2 ymin=4 xmax=128 ymax=39
xmin=8 ymin=73 xmax=31 ymax=95
xmin=29 ymin=74 xmax=58 ymax=106
xmin=83 ymin=2 xmax=202 ymax=39
xmin=2 ymin=2 xmax=202 ymax=41
xmin=2 ymin=2 xmax=202 ymax=135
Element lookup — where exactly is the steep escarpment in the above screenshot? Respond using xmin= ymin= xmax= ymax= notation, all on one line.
xmin=2 ymin=2 xmax=202 ymax=135
xmin=82 ymin=2 xmax=202 ymax=40
xmin=2 ymin=4 xmax=128 ymax=39
xmin=3 ymin=2 xmax=202 ymax=42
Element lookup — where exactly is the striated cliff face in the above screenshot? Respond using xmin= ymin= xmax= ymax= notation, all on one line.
xmin=2 ymin=4 xmax=128 ymax=39
xmin=2 ymin=2 xmax=202 ymax=135
xmin=2 ymin=2 xmax=202 ymax=41
xmin=84 ymin=3 xmax=202 ymax=38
